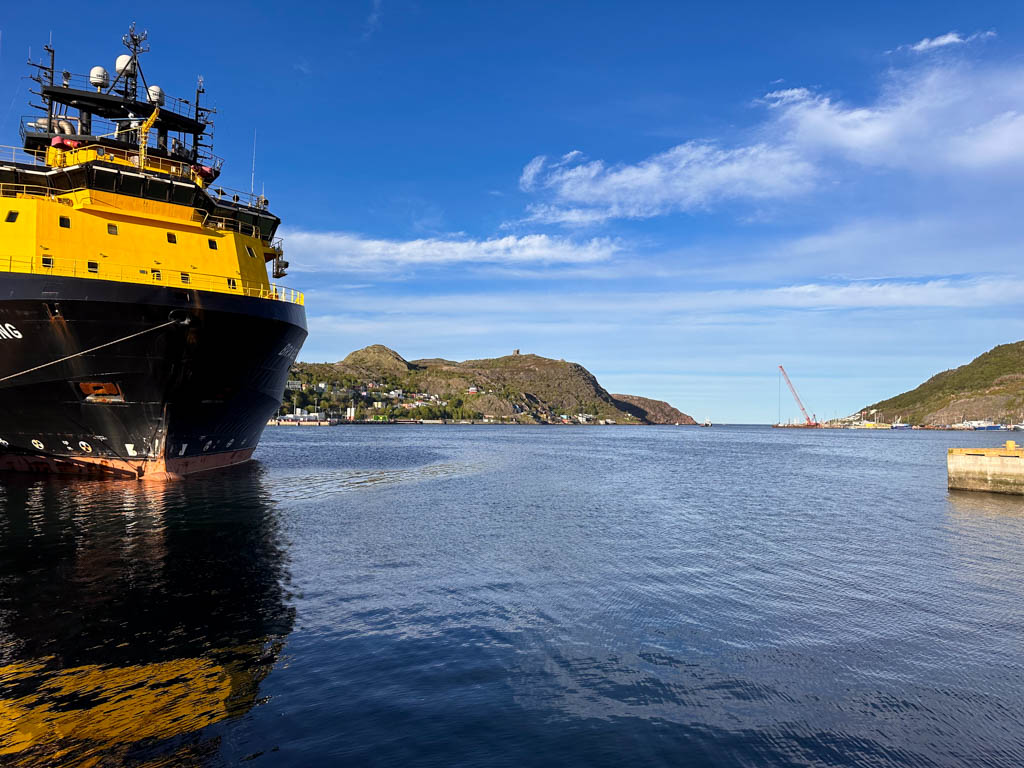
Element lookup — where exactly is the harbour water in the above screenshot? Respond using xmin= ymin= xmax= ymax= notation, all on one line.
xmin=1 ymin=425 xmax=1023 ymax=767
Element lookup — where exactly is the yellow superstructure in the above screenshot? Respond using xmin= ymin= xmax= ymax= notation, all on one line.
xmin=0 ymin=143 xmax=302 ymax=305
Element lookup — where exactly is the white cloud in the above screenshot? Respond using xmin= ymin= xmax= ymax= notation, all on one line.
xmin=307 ymin=276 xmax=1023 ymax=317
xmin=521 ymin=141 xmax=815 ymax=224
xmin=518 ymin=57 xmax=1024 ymax=224
xmin=905 ymin=30 xmax=995 ymax=53
xmin=363 ymin=0 xmax=383 ymax=39
xmin=763 ymin=87 xmax=813 ymax=105
xmin=519 ymin=155 xmax=546 ymax=191
xmin=282 ymin=230 xmax=620 ymax=272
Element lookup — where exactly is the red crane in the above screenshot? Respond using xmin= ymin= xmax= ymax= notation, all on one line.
xmin=778 ymin=365 xmax=816 ymax=426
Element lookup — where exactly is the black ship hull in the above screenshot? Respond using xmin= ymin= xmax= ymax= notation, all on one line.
xmin=0 ymin=273 xmax=306 ymax=479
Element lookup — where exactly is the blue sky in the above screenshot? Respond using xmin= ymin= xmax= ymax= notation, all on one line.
xmin=3 ymin=2 xmax=1024 ymax=422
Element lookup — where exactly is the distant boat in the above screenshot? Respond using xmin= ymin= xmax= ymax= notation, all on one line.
xmin=701 ymin=417 xmax=712 ymax=427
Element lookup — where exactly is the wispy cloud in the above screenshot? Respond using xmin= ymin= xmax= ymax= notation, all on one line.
xmin=903 ymin=30 xmax=995 ymax=53
xmin=363 ymin=0 xmax=383 ymax=40
xmin=517 ymin=57 xmax=1024 ymax=225
xmin=306 ymin=276 xmax=1023 ymax=318
xmin=519 ymin=155 xmax=546 ymax=191
xmin=283 ymin=230 xmax=621 ymax=272
xmin=519 ymin=142 xmax=814 ymax=225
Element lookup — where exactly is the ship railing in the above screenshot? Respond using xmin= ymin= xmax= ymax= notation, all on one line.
xmin=191 ymin=209 xmax=263 ymax=239
xmin=36 ymin=72 xmax=198 ymax=120
xmin=0 ymin=183 xmax=75 ymax=203
xmin=18 ymin=124 xmax=226 ymax=178
xmin=0 ymin=252 xmax=304 ymax=306
xmin=0 ymin=144 xmax=47 ymax=166
xmin=204 ymin=184 xmax=271 ymax=210
xmin=43 ymin=141 xmax=210 ymax=182
xmin=0 ymin=183 xmax=278 ymax=243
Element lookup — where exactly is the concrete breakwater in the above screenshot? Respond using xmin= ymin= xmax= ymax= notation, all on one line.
xmin=948 ymin=440 xmax=1024 ymax=495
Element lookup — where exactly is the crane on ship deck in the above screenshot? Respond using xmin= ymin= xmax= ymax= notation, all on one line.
xmin=778 ymin=365 xmax=819 ymax=427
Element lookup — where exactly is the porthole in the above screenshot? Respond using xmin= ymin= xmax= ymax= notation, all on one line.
xmin=151 ymin=269 xmax=162 ymax=281
xmin=180 ymin=272 xmax=190 ymax=284
xmin=226 ymin=277 xmax=237 ymax=290
xmin=42 ymin=256 xmax=53 ymax=268
xmin=78 ymin=441 xmax=93 ymax=453
xmin=166 ymin=232 xmax=177 ymax=244
xmin=31 ymin=439 xmax=44 ymax=450
xmin=4 ymin=211 xmax=17 ymax=223
xmin=107 ymin=223 xmax=118 ymax=235
xmin=59 ymin=216 xmax=70 ymax=228
xmin=87 ymin=261 xmax=98 ymax=273
xmin=208 ymin=239 xmax=218 ymax=250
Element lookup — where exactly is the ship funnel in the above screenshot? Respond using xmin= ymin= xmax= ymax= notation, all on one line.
xmin=115 ymin=54 xmax=135 ymax=76
xmin=147 ymin=85 xmax=165 ymax=105
xmin=89 ymin=66 xmax=109 ymax=90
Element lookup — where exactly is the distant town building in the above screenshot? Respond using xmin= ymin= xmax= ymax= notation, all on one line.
xmin=285 ymin=380 xmax=302 ymax=391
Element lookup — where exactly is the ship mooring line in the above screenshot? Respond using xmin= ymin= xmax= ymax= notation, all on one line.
xmin=0 ymin=318 xmax=181 ymax=384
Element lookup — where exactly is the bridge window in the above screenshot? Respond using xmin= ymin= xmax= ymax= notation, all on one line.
xmin=42 ymin=256 xmax=53 ymax=268
xmin=87 ymin=261 xmax=98 ymax=273
xmin=59 ymin=216 xmax=70 ymax=228
xmin=227 ymin=277 xmax=237 ymax=290
xmin=4 ymin=211 xmax=17 ymax=223
xmin=208 ymin=238 xmax=218 ymax=250
xmin=107 ymin=223 xmax=118 ymax=235
xmin=166 ymin=232 xmax=177 ymax=244
xmin=245 ymin=245 xmax=256 ymax=259
xmin=180 ymin=272 xmax=190 ymax=284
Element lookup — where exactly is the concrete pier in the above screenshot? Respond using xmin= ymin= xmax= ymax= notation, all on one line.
xmin=948 ymin=440 xmax=1024 ymax=495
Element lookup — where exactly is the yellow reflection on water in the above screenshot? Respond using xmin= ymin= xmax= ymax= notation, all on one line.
xmin=0 ymin=646 xmax=276 ymax=767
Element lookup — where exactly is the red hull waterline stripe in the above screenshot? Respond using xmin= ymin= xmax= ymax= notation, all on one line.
xmin=0 ymin=448 xmax=256 ymax=481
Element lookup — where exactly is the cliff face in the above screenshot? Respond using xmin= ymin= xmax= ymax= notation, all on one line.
xmin=862 ymin=341 xmax=1024 ymax=425
xmin=611 ymin=394 xmax=697 ymax=425
xmin=299 ymin=346 xmax=693 ymax=424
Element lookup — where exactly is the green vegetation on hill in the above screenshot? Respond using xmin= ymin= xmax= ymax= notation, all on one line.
xmin=863 ymin=341 xmax=1024 ymax=425
xmin=282 ymin=346 xmax=694 ymax=425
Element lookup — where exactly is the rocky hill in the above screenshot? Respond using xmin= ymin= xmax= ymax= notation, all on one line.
xmin=611 ymin=394 xmax=697 ymax=425
xmin=862 ymin=341 xmax=1024 ymax=425
xmin=290 ymin=346 xmax=694 ymax=424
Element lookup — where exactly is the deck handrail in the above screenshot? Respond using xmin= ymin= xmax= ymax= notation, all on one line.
xmin=0 ymin=183 xmax=275 ymax=242
xmin=0 ymin=252 xmax=304 ymax=305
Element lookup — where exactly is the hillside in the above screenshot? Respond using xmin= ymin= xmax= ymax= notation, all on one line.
xmin=288 ymin=346 xmax=694 ymax=424
xmin=863 ymin=341 xmax=1024 ymax=425
xmin=611 ymin=394 xmax=697 ymax=425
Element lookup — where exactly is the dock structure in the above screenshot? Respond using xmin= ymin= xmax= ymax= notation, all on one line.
xmin=948 ymin=441 xmax=1024 ymax=495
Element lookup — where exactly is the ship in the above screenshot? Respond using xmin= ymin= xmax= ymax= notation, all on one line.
xmin=0 ymin=26 xmax=307 ymax=480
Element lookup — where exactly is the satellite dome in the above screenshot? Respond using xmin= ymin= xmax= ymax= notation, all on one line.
xmin=147 ymin=85 xmax=165 ymax=105
xmin=89 ymin=66 xmax=109 ymax=89
xmin=115 ymin=54 xmax=135 ymax=76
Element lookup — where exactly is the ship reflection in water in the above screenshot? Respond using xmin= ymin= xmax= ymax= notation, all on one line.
xmin=0 ymin=467 xmax=293 ymax=767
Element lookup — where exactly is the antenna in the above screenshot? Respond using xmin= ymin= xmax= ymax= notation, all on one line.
xmin=250 ymin=128 xmax=257 ymax=196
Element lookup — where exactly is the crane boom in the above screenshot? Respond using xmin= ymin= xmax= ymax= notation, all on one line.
xmin=779 ymin=365 xmax=814 ymax=425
